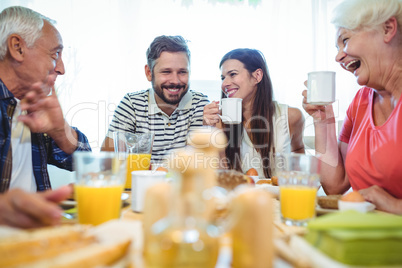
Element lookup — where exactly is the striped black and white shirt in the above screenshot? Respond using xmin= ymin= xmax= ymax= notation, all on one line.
xmin=107 ymin=88 xmax=209 ymax=162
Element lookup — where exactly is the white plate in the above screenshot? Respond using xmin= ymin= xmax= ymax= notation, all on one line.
xmin=60 ymin=193 xmax=129 ymax=209
xmin=316 ymin=201 xmax=376 ymax=215
xmin=338 ymin=200 xmax=376 ymax=213
xmin=255 ymin=184 xmax=279 ymax=197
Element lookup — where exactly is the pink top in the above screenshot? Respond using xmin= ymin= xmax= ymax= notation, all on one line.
xmin=339 ymin=87 xmax=402 ymax=198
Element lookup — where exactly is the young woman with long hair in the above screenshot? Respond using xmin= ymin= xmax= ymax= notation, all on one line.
xmin=203 ymin=48 xmax=305 ymax=178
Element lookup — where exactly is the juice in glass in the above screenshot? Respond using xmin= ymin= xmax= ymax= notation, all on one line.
xmin=125 ymin=153 xmax=152 ymax=189
xmin=280 ymin=185 xmax=317 ymax=220
xmin=75 ymin=185 xmax=123 ymax=226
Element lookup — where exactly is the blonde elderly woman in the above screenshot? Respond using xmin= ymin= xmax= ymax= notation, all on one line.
xmin=302 ymin=0 xmax=402 ymax=214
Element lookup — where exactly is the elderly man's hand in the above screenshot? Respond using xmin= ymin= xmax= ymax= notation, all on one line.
xmin=0 ymin=185 xmax=73 ymax=229
xmin=18 ymin=83 xmax=78 ymax=154
xmin=18 ymin=84 xmax=65 ymax=134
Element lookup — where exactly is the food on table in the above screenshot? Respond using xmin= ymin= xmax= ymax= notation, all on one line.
xmin=255 ymin=179 xmax=279 ymax=198
xmin=256 ymin=179 xmax=272 ymax=185
xmin=245 ymin=168 xmax=258 ymax=176
xmin=0 ymin=224 xmax=131 ymax=267
xmin=271 ymin=175 xmax=278 ymax=186
xmin=245 ymin=175 xmax=255 ymax=184
xmin=231 ymin=189 xmax=274 ymax=267
xmin=156 ymin=166 xmax=168 ymax=172
xmin=217 ymin=170 xmax=253 ymax=191
xmin=317 ymin=195 xmax=342 ymax=209
xmin=341 ymin=191 xmax=365 ymax=202
xmin=338 ymin=191 xmax=374 ymax=213
xmin=306 ymin=210 xmax=402 ymax=266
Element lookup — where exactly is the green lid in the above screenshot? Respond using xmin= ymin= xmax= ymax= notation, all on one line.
xmin=308 ymin=210 xmax=402 ymax=230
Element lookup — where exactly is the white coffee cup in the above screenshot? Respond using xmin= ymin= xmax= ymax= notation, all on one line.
xmin=220 ymin=98 xmax=242 ymax=124
xmin=131 ymin=170 xmax=167 ymax=212
xmin=307 ymin=71 xmax=336 ymax=105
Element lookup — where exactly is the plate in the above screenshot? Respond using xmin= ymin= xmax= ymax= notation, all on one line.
xmin=338 ymin=200 xmax=376 ymax=213
xmin=60 ymin=193 xmax=129 ymax=209
xmin=255 ymin=183 xmax=279 ymax=197
xmin=317 ymin=201 xmax=376 ymax=215
xmin=316 ymin=206 xmax=337 ymax=215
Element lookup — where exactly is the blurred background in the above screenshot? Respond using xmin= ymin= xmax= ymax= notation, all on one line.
xmin=0 ymin=0 xmax=360 ymax=187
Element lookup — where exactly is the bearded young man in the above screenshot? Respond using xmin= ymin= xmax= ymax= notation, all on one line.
xmin=102 ymin=35 xmax=209 ymax=161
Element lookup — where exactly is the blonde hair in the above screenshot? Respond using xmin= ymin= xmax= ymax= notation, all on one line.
xmin=331 ymin=0 xmax=402 ymax=31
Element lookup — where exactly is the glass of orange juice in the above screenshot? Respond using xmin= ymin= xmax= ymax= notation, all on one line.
xmin=113 ymin=132 xmax=154 ymax=190
xmin=275 ymin=153 xmax=320 ymax=226
xmin=73 ymin=152 xmax=126 ymax=226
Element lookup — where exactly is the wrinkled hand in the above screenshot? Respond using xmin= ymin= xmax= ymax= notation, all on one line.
xmin=18 ymin=83 xmax=65 ymax=135
xmin=0 ymin=185 xmax=73 ymax=228
xmin=203 ymin=101 xmax=221 ymax=126
xmin=359 ymin=185 xmax=401 ymax=214
xmin=18 ymin=83 xmax=79 ymax=154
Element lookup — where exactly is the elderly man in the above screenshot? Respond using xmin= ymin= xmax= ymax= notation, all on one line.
xmin=0 ymin=6 xmax=90 ymax=228
xmin=101 ymin=35 xmax=209 ymax=161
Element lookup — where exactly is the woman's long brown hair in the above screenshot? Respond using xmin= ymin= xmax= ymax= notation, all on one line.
xmin=220 ymin=49 xmax=275 ymax=178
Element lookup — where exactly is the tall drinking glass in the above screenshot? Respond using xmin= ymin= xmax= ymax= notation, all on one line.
xmin=276 ymin=153 xmax=320 ymax=226
xmin=113 ymin=132 xmax=154 ymax=190
xmin=73 ymin=152 xmax=126 ymax=226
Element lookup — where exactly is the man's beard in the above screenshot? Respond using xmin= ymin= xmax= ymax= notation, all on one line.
xmin=153 ymin=81 xmax=189 ymax=105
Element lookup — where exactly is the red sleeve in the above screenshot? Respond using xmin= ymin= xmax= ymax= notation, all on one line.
xmin=338 ymin=87 xmax=371 ymax=144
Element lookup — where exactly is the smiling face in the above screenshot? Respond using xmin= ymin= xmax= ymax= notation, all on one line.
xmin=335 ymin=27 xmax=382 ymax=88
xmin=220 ymin=59 xmax=259 ymax=103
xmin=21 ymin=21 xmax=65 ymax=95
xmin=147 ymin=51 xmax=189 ymax=106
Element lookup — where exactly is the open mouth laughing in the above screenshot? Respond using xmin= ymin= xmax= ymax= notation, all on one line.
xmin=344 ymin=59 xmax=361 ymax=72
xmin=225 ymin=88 xmax=238 ymax=98
xmin=164 ymin=84 xmax=185 ymax=94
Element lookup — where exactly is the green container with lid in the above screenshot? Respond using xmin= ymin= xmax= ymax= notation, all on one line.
xmin=306 ymin=210 xmax=402 ymax=266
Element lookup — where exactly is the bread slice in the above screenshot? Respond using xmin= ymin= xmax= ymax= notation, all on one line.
xmin=317 ymin=195 xmax=342 ymax=209
xmin=0 ymin=224 xmax=131 ymax=268
xmin=256 ymin=179 xmax=272 ymax=185
xmin=17 ymin=239 xmax=131 ymax=268
xmin=217 ymin=170 xmax=249 ymax=190
xmin=0 ymin=225 xmax=94 ymax=267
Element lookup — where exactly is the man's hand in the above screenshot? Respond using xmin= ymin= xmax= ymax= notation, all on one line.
xmin=19 ymin=84 xmax=65 ymax=134
xmin=0 ymin=185 xmax=73 ymax=229
xmin=18 ymin=84 xmax=78 ymax=154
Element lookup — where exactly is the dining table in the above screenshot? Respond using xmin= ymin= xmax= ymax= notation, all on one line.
xmin=58 ymin=188 xmax=395 ymax=268
xmin=111 ymin=190 xmax=336 ymax=268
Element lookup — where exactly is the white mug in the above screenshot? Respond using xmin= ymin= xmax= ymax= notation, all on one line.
xmin=307 ymin=71 xmax=336 ymax=105
xmin=131 ymin=170 xmax=167 ymax=212
xmin=220 ymin=98 xmax=242 ymax=124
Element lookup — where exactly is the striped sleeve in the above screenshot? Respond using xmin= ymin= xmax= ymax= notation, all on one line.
xmin=189 ymin=91 xmax=209 ymax=130
xmin=107 ymin=90 xmax=148 ymax=137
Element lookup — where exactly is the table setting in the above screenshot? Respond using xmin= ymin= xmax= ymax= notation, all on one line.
xmin=1 ymin=128 xmax=402 ymax=268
